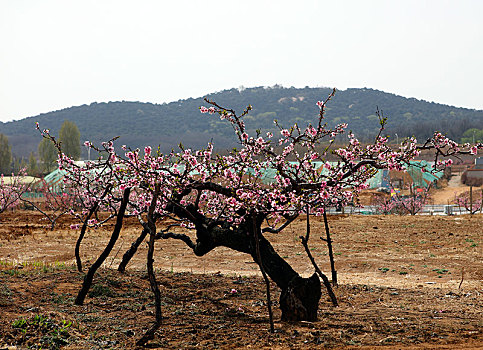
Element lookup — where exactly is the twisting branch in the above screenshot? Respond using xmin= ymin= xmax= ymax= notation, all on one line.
xmin=118 ymin=214 xmax=150 ymax=272
xmin=317 ymin=88 xmax=336 ymax=131
xmin=157 ymin=230 xmax=196 ymax=250
xmin=137 ymin=183 xmax=163 ymax=346
xmin=75 ymin=184 xmax=113 ymax=272
xmin=203 ymin=98 xmax=252 ymax=142
xmin=252 ymin=214 xmax=275 ymax=333
xmin=75 ymin=187 xmax=131 ymax=305
xmin=262 ymin=213 xmax=298 ymax=233
xmin=300 ymin=205 xmax=338 ymax=306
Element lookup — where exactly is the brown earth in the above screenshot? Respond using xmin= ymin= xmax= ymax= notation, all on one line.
xmin=358 ymin=173 xmax=482 ymax=207
xmin=0 ymin=210 xmax=482 ymax=349
xmin=430 ymin=173 xmax=482 ymax=206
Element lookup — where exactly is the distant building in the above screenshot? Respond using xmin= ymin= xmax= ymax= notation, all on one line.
xmin=461 ymin=157 xmax=483 ymax=186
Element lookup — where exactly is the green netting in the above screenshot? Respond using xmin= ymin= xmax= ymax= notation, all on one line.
xmin=257 ymin=161 xmax=325 ymax=184
xmin=255 ymin=161 xmax=388 ymax=187
xmin=260 ymin=168 xmax=278 ymax=184
xmin=406 ymin=161 xmax=443 ymax=188
xmin=22 ymin=192 xmax=44 ymax=198
xmin=39 ymin=160 xmax=442 ymax=192
xmin=43 ymin=169 xmax=67 ymax=192
xmin=365 ymin=169 xmax=384 ymax=189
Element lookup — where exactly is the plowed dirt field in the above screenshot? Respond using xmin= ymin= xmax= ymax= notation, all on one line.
xmin=0 ymin=211 xmax=481 ymax=349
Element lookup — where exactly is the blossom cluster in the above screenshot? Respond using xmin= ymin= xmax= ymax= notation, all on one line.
xmin=37 ymin=92 xmax=482 ymax=232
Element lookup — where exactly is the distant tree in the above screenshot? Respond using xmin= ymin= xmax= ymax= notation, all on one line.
xmin=461 ymin=128 xmax=483 ymax=144
xmin=20 ymin=178 xmax=77 ymax=230
xmin=0 ymin=169 xmax=30 ymax=216
xmin=381 ymin=184 xmax=431 ymax=216
xmin=0 ymin=134 xmax=12 ymax=174
xmin=13 ymin=157 xmax=27 ymax=173
xmin=454 ymin=189 xmax=482 ymax=215
xmin=28 ymin=152 xmax=39 ymax=176
xmin=59 ymin=120 xmax=81 ymax=160
xmin=38 ymin=138 xmax=57 ymax=173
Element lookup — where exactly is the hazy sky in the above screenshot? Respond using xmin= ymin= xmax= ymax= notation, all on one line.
xmin=1 ymin=0 xmax=482 ymax=122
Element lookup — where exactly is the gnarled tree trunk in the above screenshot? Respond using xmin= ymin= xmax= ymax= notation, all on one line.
xmin=162 ymin=208 xmax=322 ymax=321
xmin=280 ymin=273 xmax=321 ymax=321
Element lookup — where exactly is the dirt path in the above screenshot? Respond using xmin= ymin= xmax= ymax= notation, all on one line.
xmin=431 ymin=173 xmax=481 ymax=205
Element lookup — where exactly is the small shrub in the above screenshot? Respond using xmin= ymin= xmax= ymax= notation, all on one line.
xmin=0 ymin=282 xmax=12 ymax=306
xmin=11 ymin=315 xmax=72 ymax=350
xmin=88 ymin=284 xmax=115 ymax=298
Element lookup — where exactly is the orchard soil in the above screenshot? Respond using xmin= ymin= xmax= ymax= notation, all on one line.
xmin=0 ymin=210 xmax=481 ymax=349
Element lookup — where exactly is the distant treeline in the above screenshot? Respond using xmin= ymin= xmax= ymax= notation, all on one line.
xmin=1 ymin=86 xmax=482 ymax=158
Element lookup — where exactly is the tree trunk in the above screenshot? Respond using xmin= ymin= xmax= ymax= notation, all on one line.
xmin=75 ymin=185 xmax=111 ymax=272
xmin=280 ymin=273 xmax=321 ymax=321
xmin=169 ymin=211 xmax=322 ymax=321
xmin=227 ymin=229 xmax=322 ymax=321
xmin=75 ymin=188 xmax=131 ymax=305
xmin=118 ymin=228 xmax=148 ymax=272
xmin=323 ymin=209 xmax=337 ymax=286
xmin=136 ymin=186 xmax=162 ymax=346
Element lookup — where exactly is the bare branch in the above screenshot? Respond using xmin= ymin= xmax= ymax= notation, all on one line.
xmin=157 ymin=231 xmax=196 ymax=250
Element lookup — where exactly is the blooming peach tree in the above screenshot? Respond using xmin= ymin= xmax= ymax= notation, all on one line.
xmin=374 ymin=185 xmax=432 ymax=215
xmin=37 ymin=89 xmax=482 ymax=345
xmin=0 ymin=169 xmax=31 ymax=217
xmin=19 ymin=178 xmax=78 ymax=230
xmin=454 ymin=189 xmax=482 ymax=214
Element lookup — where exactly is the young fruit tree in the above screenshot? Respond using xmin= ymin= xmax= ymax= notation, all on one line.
xmin=38 ymin=89 xmax=482 ymax=345
xmin=19 ymin=178 xmax=78 ymax=230
xmin=0 ymin=169 xmax=31 ymax=218
xmin=374 ymin=184 xmax=432 ymax=215
xmin=454 ymin=188 xmax=483 ymax=214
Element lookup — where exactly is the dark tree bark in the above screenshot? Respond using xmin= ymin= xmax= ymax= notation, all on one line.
xmin=162 ymin=204 xmax=322 ymax=321
xmin=136 ymin=185 xmax=162 ymax=346
xmin=75 ymin=188 xmax=131 ymax=305
xmin=136 ymin=229 xmax=162 ymax=346
xmin=252 ymin=216 xmax=274 ymax=332
xmin=300 ymin=206 xmax=338 ymax=307
xmin=118 ymin=227 xmax=148 ymax=272
xmin=75 ymin=205 xmax=97 ymax=272
xmin=75 ymin=185 xmax=112 ymax=272
xmin=322 ymin=209 xmax=337 ymax=286
xmin=280 ymin=273 xmax=321 ymax=321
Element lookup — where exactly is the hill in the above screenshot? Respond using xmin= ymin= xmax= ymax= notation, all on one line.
xmin=1 ymin=86 xmax=482 ymax=158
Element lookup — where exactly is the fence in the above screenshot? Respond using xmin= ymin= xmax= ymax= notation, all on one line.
xmin=326 ymin=204 xmax=481 ymax=216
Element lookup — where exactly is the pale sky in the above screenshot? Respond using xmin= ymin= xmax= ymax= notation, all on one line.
xmin=1 ymin=0 xmax=482 ymax=122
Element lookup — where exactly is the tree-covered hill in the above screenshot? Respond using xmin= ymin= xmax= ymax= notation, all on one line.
xmin=2 ymin=86 xmax=482 ymax=158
